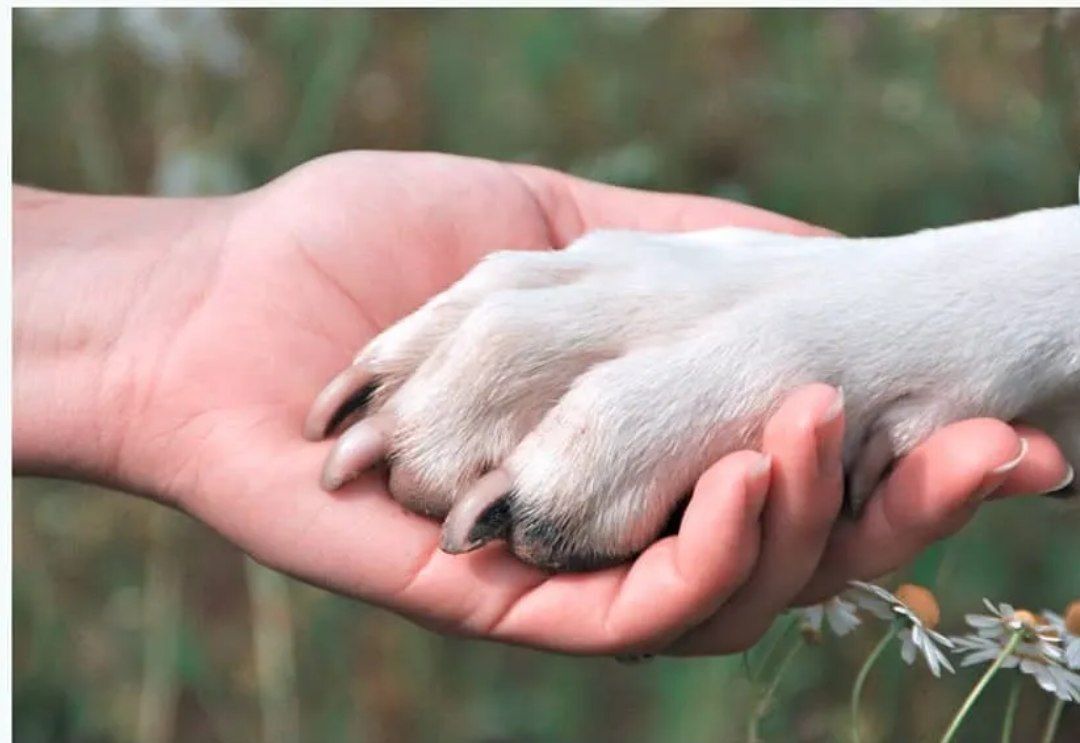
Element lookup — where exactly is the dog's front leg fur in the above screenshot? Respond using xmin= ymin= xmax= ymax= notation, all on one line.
xmin=307 ymin=202 xmax=1079 ymax=570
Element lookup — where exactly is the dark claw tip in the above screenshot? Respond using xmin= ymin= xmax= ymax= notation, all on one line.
xmin=466 ymin=494 xmax=513 ymax=546
xmin=440 ymin=471 xmax=515 ymax=554
xmin=325 ymin=380 xmax=378 ymax=437
xmin=441 ymin=492 xmax=513 ymax=554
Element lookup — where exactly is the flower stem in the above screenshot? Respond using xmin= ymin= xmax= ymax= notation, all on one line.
xmin=851 ymin=623 xmax=899 ymax=743
xmin=1040 ymin=698 xmax=1065 ymax=743
xmin=940 ymin=631 xmax=1023 ymax=743
xmin=1000 ymin=675 xmax=1022 ymax=743
xmin=747 ymin=639 xmax=803 ymax=743
xmin=751 ymin=614 xmax=798 ymax=683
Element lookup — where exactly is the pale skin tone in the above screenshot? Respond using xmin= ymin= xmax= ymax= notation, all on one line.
xmin=13 ymin=151 xmax=1071 ymax=656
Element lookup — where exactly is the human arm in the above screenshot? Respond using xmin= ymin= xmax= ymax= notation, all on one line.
xmin=14 ymin=152 xmax=1071 ymax=654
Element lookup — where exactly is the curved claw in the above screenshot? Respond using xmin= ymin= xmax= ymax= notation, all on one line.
xmin=440 ymin=469 xmax=514 ymax=554
xmin=320 ymin=414 xmax=395 ymax=491
xmin=304 ymin=363 xmax=379 ymax=441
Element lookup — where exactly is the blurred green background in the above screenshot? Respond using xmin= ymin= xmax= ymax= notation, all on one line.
xmin=12 ymin=8 xmax=1080 ymax=743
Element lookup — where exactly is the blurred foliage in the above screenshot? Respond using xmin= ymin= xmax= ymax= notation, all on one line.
xmin=12 ymin=8 xmax=1080 ymax=743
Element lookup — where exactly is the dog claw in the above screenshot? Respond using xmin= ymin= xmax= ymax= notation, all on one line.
xmin=440 ymin=470 xmax=514 ymax=554
xmin=304 ymin=364 xmax=378 ymax=441
xmin=320 ymin=416 xmax=393 ymax=491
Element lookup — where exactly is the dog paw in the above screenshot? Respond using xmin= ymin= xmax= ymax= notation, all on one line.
xmin=305 ymin=217 xmax=1076 ymax=570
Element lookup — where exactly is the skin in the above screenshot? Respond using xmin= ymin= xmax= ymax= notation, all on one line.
xmin=13 ymin=150 xmax=1071 ymax=656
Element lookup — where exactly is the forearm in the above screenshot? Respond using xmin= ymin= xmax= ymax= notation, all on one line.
xmin=13 ymin=186 xmax=231 ymax=489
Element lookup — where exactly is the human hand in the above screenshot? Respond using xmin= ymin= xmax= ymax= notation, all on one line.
xmin=13 ymin=151 xmax=1072 ymax=655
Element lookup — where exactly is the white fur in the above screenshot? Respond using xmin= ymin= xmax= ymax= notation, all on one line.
xmin=351 ymin=204 xmax=1080 ymax=564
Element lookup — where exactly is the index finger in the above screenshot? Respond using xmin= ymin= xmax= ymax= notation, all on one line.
xmin=466 ymin=450 xmax=772 ymax=655
xmin=795 ymin=419 xmax=1069 ymax=604
xmin=510 ymin=164 xmax=834 ymax=245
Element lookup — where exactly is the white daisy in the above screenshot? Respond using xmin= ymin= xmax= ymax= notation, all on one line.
xmin=1042 ymin=601 xmax=1080 ymax=670
xmin=952 ymin=603 xmax=1080 ymax=703
xmin=953 ymin=635 xmax=1080 ymax=703
xmin=849 ymin=581 xmax=955 ymax=677
xmin=964 ymin=600 xmax=1060 ymax=653
xmin=796 ymin=596 xmax=862 ymax=641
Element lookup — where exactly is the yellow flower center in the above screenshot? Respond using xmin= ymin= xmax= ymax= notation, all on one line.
xmin=800 ymin=625 xmax=823 ymax=646
xmin=1010 ymin=609 xmax=1039 ymax=629
xmin=1065 ymin=600 xmax=1080 ymax=636
xmin=895 ymin=583 xmax=940 ymax=630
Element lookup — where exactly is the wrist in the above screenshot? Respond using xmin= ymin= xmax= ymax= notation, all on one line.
xmin=13 ymin=186 xmax=234 ymax=492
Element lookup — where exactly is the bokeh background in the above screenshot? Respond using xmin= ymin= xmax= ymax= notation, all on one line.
xmin=12 ymin=8 xmax=1080 ymax=742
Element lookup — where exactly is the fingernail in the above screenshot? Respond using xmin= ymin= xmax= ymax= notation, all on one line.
xmin=1041 ymin=465 xmax=1076 ymax=499
xmin=991 ymin=437 xmax=1029 ymax=475
xmin=815 ymin=386 xmax=845 ymax=472
xmin=746 ymin=453 xmax=773 ymax=485
xmin=976 ymin=437 xmax=1029 ymax=500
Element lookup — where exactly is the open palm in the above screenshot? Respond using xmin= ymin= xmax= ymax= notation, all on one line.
xmin=115 ymin=151 xmax=1065 ymax=655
